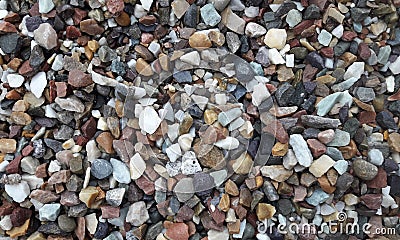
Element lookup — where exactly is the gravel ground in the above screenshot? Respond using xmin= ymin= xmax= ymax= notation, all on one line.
xmin=0 ymin=0 xmax=400 ymax=239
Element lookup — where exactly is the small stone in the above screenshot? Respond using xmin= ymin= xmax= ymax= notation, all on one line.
xmin=226 ymin=32 xmax=241 ymax=53
xmin=218 ymin=108 xmax=242 ymax=126
xmin=34 ymin=23 xmax=58 ymax=50
xmin=68 ymin=70 xmax=93 ymax=88
xmin=7 ymin=74 xmax=25 ymax=88
xmin=306 ymin=189 xmax=330 ymax=206
xmin=289 ymin=134 xmax=313 ymax=167
xmin=5 ymin=181 xmax=30 ymax=203
xmin=189 ymin=32 xmax=212 ymax=48
xmin=0 ymin=139 xmax=16 ymax=153
xmin=343 ymin=62 xmax=364 ymax=80
xmin=353 ymin=159 xmax=378 ymax=181
xmin=318 ymin=129 xmax=335 ymax=144
xmin=318 ymin=30 xmax=332 ymax=47
xmin=309 ymin=155 xmax=336 ymax=177
xmin=174 ymin=178 xmax=194 ymax=202
xmin=106 ymin=188 xmax=125 ymax=206
xmin=256 ymin=203 xmax=276 ymax=220
xmin=252 ymin=82 xmax=270 ymax=106
xmin=306 ymin=139 xmax=326 ymax=158
xmin=79 ymin=187 xmax=99 ymax=208
xmin=260 ymin=165 xmax=293 ymax=182
xmin=232 ymin=153 xmax=253 ymax=174
xmin=139 ymin=106 xmax=161 ymax=134
xmin=126 ymin=201 xmax=149 ymax=226
xmin=389 ymin=56 xmax=400 ymax=74
xmin=245 ymin=22 xmax=266 ymax=37
xmin=165 ymin=222 xmax=189 ymax=240
xmin=91 ymin=159 xmax=113 ymax=179
xmin=200 ymin=4 xmax=221 ymax=27
xmin=286 ymin=9 xmax=302 ymax=27
xmin=301 ymin=115 xmax=341 ymax=128
xmin=221 ymin=7 xmax=245 ymax=34
xmin=110 ymin=159 xmax=130 ymax=184
xmin=0 ymin=33 xmax=20 ymax=54
xmin=327 ymin=129 xmax=350 ymax=147
xmin=264 ymin=28 xmax=287 ymax=50
xmin=39 ymin=0 xmax=55 ymax=14
xmin=268 ymin=48 xmax=285 ymax=65
xmin=355 ymin=87 xmax=375 ymax=102
xmin=30 ymin=72 xmax=47 ymax=98
xmin=39 ymin=204 xmax=61 ymax=221
xmin=80 ymin=19 xmax=105 ymax=36
xmin=225 ymin=179 xmax=239 ymax=196
xmin=368 ymin=149 xmax=384 ymax=166
xmin=55 ymin=96 xmax=85 ymax=113
xmin=171 ymin=0 xmax=190 ymax=19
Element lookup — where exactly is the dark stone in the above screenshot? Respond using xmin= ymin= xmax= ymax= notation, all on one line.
xmin=275 ymin=83 xmax=295 ymax=106
xmin=68 ymin=203 xmax=88 ymax=217
xmin=38 ymin=222 xmax=67 ymax=236
xmin=193 ymin=172 xmax=214 ymax=197
xmin=173 ymin=71 xmax=192 ymax=83
xmin=304 ymin=4 xmax=321 ymax=19
xmin=44 ymin=138 xmax=63 ymax=152
xmin=188 ymin=104 xmax=203 ymax=119
xmin=388 ymin=100 xmax=400 ymax=116
xmin=10 ymin=207 xmax=32 ymax=227
xmin=343 ymin=118 xmax=360 ymax=138
xmin=94 ymin=222 xmax=109 ymax=239
xmin=305 ymin=52 xmax=324 ymax=69
xmin=111 ymin=60 xmax=126 ymax=76
xmin=384 ymin=158 xmax=399 ymax=172
xmin=0 ymin=33 xmax=21 ymax=54
xmin=334 ymin=41 xmax=351 ymax=56
xmin=334 ymin=173 xmax=354 ymax=199
xmin=183 ymin=4 xmax=198 ymax=28
xmin=376 ymin=111 xmax=397 ymax=129
xmin=29 ymin=45 xmax=45 ymax=68
xmin=277 ymin=199 xmax=292 ymax=215
xmin=301 ymin=95 xmax=316 ymax=113
xmin=289 ymin=82 xmax=306 ymax=106
xmin=145 ymin=222 xmax=163 ymax=240
xmin=274 ymin=1 xmax=297 ymax=17
xmin=350 ymin=8 xmax=370 ymax=22
xmin=25 ymin=16 xmax=42 ymax=32
xmin=240 ymin=35 xmax=249 ymax=53
xmin=302 ymin=128 xmax=320 ymax=139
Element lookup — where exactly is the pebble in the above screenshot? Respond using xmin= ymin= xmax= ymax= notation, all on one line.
xmin=289 ymin=134 xmax=313 ymax=167
xmin=355 ymin=87 xmax=375 ymax=102
xmin=55 ymin=97 xmax=85 ymax=113
xmin=286 ymin=9 xmax=302 ymax=27
xmin=174 ymin=178 xmax=194 ymax=202
xmin=34 ymin=23 xmax=58 ymax=50
xmin=126 ymin=201 xmax=150 ymax=226
xmin=139 ymin=106 xmax=161 ymax=134
xmin=245 ymin=22 xmax=266 ymax=37
xmin=91 ymin=159 xmax=113 ymax=179
xmin=318 ymin=30 xmax=332 ymax=47
xmin=39 ymin=203 xmax=61 ymax=221
xmin=171 ymin=0 xmax=190 ymax=19
xmin=110 ymin=159 xmax=131 ymax=184
xmin=368 ymin=149 xmax=384 ymax=166
xmin=264 ymin=29 xmax=287 ymax=50
xmin=309 ymin=155 xmax=336 ymax=177
xmin=343 ymin=62 xmax=364 ymax=80
xmin=30 ymin=72 xmax=47 ymax=98
xmin=200 ymin=4 xmax=221 ymax=27
xmin=7 ymin=74 xmax=25 ymax=88
xmin=221 ymin=8 xmax=245 ymax=34
xmin=353 ymin=159 xmax=379 ymax=180
xmin=38 ymin=0 xmax=55 ymax=14
xmin=5 ymin=181 xmax=30 ymax=203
